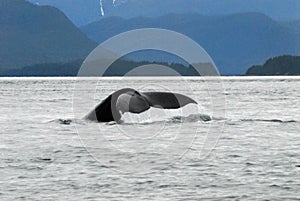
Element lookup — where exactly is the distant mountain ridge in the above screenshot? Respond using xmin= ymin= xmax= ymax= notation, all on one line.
xmin=1 ymin=59 xmax=200 ymax=76
xmin=81 ymin=13 xmax=300 ymax=74
xmin=246 ymin=55 xmax=300 ymax=75
xmin=26 ymin=0 xmax=300 ymax=26
xmin=2 ymin=0 xmax=300 ymax=76
xmin=281 ymin=19 xmax=300 ymax=33
xmin=0 ymin=0 xmax=96 ymax=71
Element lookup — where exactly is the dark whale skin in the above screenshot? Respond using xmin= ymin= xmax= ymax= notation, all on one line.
xmin=85 ymin=88 xmax=197 ymax=123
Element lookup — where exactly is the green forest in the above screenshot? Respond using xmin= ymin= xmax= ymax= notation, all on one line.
xmin=246 ymin=55 xmax=300 ymax=75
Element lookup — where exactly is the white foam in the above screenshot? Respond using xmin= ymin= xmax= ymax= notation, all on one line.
xmin=121 ymin=104 xmax=204 ymax=124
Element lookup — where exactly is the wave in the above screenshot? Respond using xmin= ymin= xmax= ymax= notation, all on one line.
xmin=49 ymin=115 xmax=298 ymax=126
xmin=240 ymin=119 xmax=298 ymax=124
xmin=169 ymin=114 xmax=212 ymax=123
xmin=47 ymin=118 xmax=87 ymax=125
xmin=120 ymin=115 xmax=298 ymax=125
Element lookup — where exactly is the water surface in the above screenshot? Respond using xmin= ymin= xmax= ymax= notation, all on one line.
xmin=0 ymin=76 xmax=299 ymax=200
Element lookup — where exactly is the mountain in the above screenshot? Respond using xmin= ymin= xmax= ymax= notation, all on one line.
xmin=80 ymin=13 xmax=300 ymax=75
xmin=0 ymin=0 xmax=96 ymax=71
xmin=281 ymin=19 xmax=300 ymax=33
xmin=246 ymin=55 xmax=300 ymax=75
xmin=26 ymin=0 xmax=300 ymax=26
xmin=0 ymin=59 xmax=200 ymax=76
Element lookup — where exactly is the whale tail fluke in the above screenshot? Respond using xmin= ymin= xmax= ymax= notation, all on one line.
xmin=142 ymin=92 xmax=197 ymax=109
xmin=85 ymin=88 xmax=198 ymax=123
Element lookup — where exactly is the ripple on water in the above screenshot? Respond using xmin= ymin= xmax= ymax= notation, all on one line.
xmin=1 ymin=77 xmax=300 ymax=200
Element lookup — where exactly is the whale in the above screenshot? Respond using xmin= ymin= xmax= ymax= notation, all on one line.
xmin=85 ymin=88 xmax=197 ymax=123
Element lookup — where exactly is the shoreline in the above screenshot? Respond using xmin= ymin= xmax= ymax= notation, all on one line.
xmin=1 ymin=75 xmax=300 ymax=80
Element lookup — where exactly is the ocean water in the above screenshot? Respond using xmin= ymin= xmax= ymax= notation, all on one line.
xmin=0 ymin=76 xmax=299 ymax=200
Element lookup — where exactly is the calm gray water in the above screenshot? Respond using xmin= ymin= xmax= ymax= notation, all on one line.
xmin=0 ymin=77 xmax=299 ymax=200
